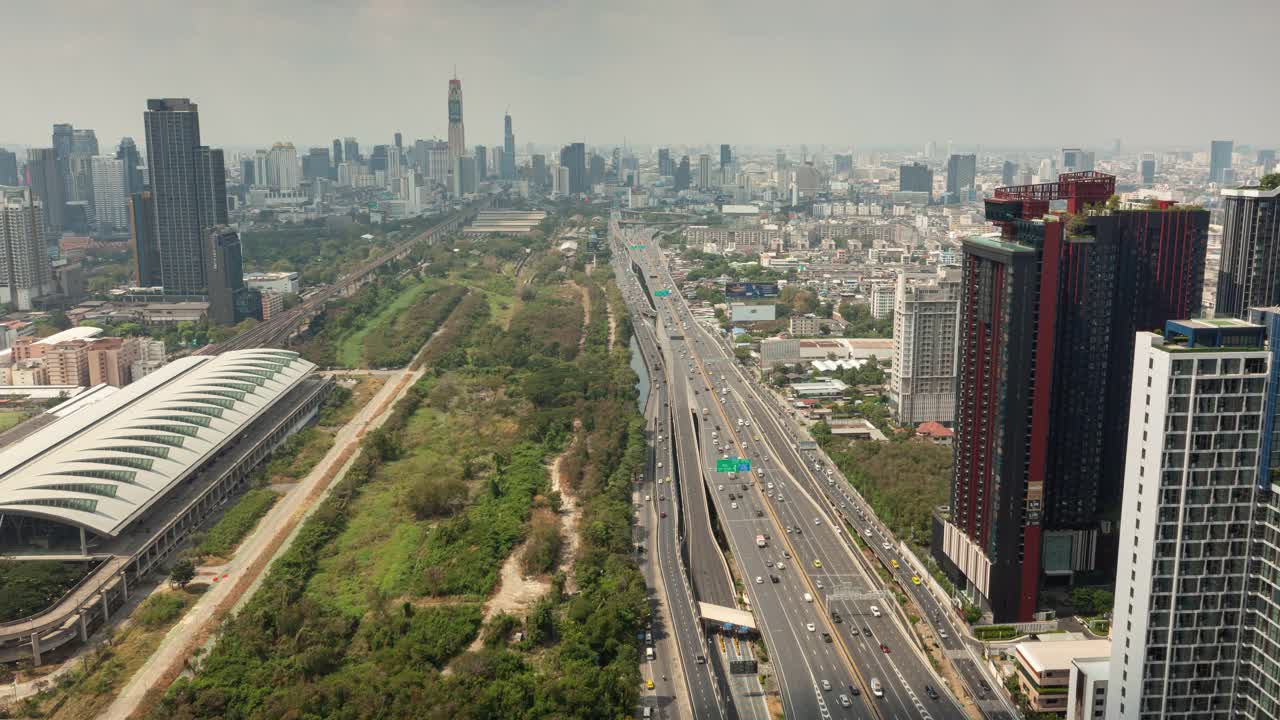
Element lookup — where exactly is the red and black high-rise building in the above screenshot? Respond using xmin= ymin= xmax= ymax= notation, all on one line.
xmin=934 ymin=173 xmax=1208 ymax=622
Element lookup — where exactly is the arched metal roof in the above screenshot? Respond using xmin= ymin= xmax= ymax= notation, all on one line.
xmin=0 ymin=349 xmax=316 ymax=537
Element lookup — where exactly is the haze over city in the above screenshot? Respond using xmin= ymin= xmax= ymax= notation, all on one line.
xmin=5 ymin=0 xmax=1279 ymax=147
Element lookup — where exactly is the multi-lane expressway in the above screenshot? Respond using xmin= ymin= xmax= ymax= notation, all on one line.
xmin=617 ymin=218 xmax=974 ymax=720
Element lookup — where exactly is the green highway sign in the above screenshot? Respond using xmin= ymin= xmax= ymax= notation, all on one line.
xmin=654 ymin=289 xmax=671 ymax=297
xmin=715 ymin=458 xmax=752 ymax=473
xmin=630 ymin=244 xmax=647 ymax=250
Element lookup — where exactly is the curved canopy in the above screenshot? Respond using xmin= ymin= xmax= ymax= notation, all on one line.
xmin=0 ymin=349 xmax=315 ymax=537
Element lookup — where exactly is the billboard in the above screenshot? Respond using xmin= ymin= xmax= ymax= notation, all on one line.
xmin=725 ymin=282 xmax=780 ymax=299
xmin=730 ymin=303 xmax=777 ymax=323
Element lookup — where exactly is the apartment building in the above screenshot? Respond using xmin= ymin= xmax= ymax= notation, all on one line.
xmin=890 ymin=267 xmax=960 ymax=426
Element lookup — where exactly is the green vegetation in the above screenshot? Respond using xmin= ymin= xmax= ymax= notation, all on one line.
xmin=241 ymin=215 xmax=440 ymax=286
xmin=820 ymin=439 xmax=950 ymax=545
xmin=198 ymin=489 xmax=279 ymax=558
xmin=168 ymin=559 xmax=195 ymax=589
xmin=0 ymin=410 xmax=28 ymax=433
xmin=1260 ymin=173 xmax=1280 ymax=191
xmin=839 ymin=303 xmax=893 ymax=338
xmin=974 ymin=625 xmax=1020 ymax=641
xmin=683 ymin=249 xmax=782 ymax=282
xmin=0 ymin=560 xmax=94 ymax=622
xmin=1069 ymin=586 xmax=1115 ymax=616
xmin=149 ymin=234 xmax=648 ymax=720
xmin=136 ymin=592 xmax=189 ymax=629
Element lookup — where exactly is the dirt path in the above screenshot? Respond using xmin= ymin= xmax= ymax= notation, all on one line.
xmin=605 ymin=292 xmax=618 ymax=350
xmin=565 ymin=280 xmax=592 ymax=351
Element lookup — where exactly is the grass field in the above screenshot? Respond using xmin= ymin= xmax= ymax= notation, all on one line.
xmin=0 ymin=410 xmax=28 ymax=433
xmin=336 ymin=279 xmax=435 ymax=367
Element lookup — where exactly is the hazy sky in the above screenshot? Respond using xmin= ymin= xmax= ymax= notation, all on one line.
xmin=5 ymin=0 xmax=1278 ymax=151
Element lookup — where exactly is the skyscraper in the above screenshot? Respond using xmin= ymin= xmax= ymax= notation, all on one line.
xmin=343 ymin=137 xmax=359 ymax=164
xmin=332 ymin=138 xmax=344 ymax=166
xmin=129 ymin=191 xmax=160 ymax=286
xmin=206 ymin=226 xmax=245 ymax=325
xmin=503 ymin=112 xmax=516 ymax=180
xmin=899 ymin=162 xmax=932 ymax=195
xmin=267 ymin=143 xmax=300 ymax=190
xmin=0 ymin=186 xmax=55 ymax=309
xmin=1001 ymin=160 xmax=1017 ymax=186
xmin=303 ymin=148 xmax=331 ymax=179
xmin=394 ymin=131 xmax=402 ymax=153
xmin=0 ymin=150 xmax=16 ymax=187
xmin=936 ymin=174 xmax=1209 ymax=622
xmin=675 ymin=156 xmax=691 ymax=192
xmin=52 ymin=124 xmax=74 ymax=202
xmin=447 ymin=76 xmax=465 ymax=193
xmin=474 ymin=145 xmax=487 ymax=181
xmin=559 ymin=142 xmax=586 ymax=194
xmin=1216 ymin=183 xmax=1280 ymax=318
xmin=1140 ymin=154 xmax=1156 ymax=185
xmin=1210 ymin=139 xmax=1234 ymax=185
xmin=720 ymin=144 xmax=732 ymax=169
xmin=589 ymin=153 xmax=605 ymax=187
xmin=945 ymin=154 xmax=976 ymax=202
xmin=657 ymin=148 xmax=672 ymax=177
xmin=90 ymin=156 xmax=127 ymax=232
xmin=1258 ymin=149 xmax=1277 ymax=173
xmin=1061 ymin=147 xmax=1094 ymax=173
xmin=143 ymin=98 xmax=227 ymax=296
xmin=116 ymin=137 xmax=145 ymax=195
xmin=697 ymin=154 xmax=712 ymax=190
xmin=891 ymin=268 xmax=960 ymax=426
xmin=531 ymin=154 xmax=546 ymax=189
xmin=25 ymin=148 xmax=64 ymax=234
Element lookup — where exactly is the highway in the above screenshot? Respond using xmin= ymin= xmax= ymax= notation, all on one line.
xmin=616 ymin=216 xmax=975 ymax=720
xmin=616 ymin=223 xmax=870 ymax=720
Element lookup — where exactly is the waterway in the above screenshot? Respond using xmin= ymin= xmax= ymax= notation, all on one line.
xmin=629 ymin=334 xmax=650 ymax=412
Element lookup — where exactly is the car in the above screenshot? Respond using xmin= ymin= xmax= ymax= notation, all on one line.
xmin=695 ymin=655 xmax=706 ymax=665
xmin=814 ymin=517 xmax=821 ymax=525
xmin=718 ymin=484 xmax=724 ymax=491
xmin=979 ymin=680 xmax=992 ymax=693
xmin=939 ymin=629 xmax=949 ymax=639
xmin=766 ymin=560 xmax=774 ymax=567
xmin=770 ymin=574 xmax=780 ymax=583
xmin=925 ymin=685 xmax=939 ymax=700
xmin=645 ymin=495 xmax=651 ymax=501
xmin=812 ymin=559 xmax=822 ymax=569
xmin=776 ymin=561 xmax=785 ymax=570
xmin=882 ymin=542 xmax=892 ymax=551
xmin=659 ymin=495 xmax=665 ymax=501
xmin=822 ymin=632 xmax=832 ymax=643
xmin=849 ymin=685 xmax=861 ymax=697
xmin=645 ymin=679 xmax=654 ymax=689
xmin=816 ymin=580 xmax=824 ymax=590
xmin=838 ymin=694 xmax=852 ymax=707
xmin=864 ymin=528 xmax=873 ymax=538
xmin=806 ymin=623 xmax=816 ymax=632
xmin=782 ymin=550 xmax=791 ymax=559
xmin=880 ymin=643 xmax=890 ymax=654
xmin=831 ymin=611 xmax=842 ymax=623
xmin=912 ymin=576 xmax=922 ymax=585
xmin=660 ymin=511 xmax=667 ymax=518
xmin=850 ymin=627 xmax=859 ymax=636
xmin=821 ymin=679 xmax=832 ymax=691
xmin=890 ymin=559 xmax=899 ymax=569
xmin=768 ymin=482 xmax=775 ymax=489
xmin=870 ymin=605 xmax=881 ymax=618
xmin=755 ymin=576 xmax=763 ymax=584
xmin=862 ymin=626 xmax=872 ymax=636
xmin=731 ymin=502 xmax=738 ymax=509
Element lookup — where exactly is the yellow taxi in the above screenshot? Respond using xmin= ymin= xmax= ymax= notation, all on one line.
xmin=911 ymin=576 xmax=922 ymax=586
xmin=646 ymin=679 xmax=655 ymax=690
xmin=890 ymin=559 xmax=899 ymax=569
xmin=812 ymin=559 xmax=823 ymax=569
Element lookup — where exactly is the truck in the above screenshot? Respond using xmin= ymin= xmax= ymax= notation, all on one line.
xmin=702 ymin=407 xmax=710 ymax=417
xmin=755 ymin=534 xmax=767 ymax=548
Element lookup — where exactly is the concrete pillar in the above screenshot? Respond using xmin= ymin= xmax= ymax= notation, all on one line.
xmin=30 ymin=632 xmax=41 ymax=665
xmin=80 ymin=527 xmax=87 ymax=557
xmin=101 ymin=593 xmax=110 ymax=622
xmin=121 ymin=570 xmax=129 ymax=601
xmin=78 ymin=612 xmax=89 ymax=642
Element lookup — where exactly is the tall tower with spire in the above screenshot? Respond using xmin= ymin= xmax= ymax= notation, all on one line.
xmin=447 ymin=75 xmax=465 ymax=192
xmin=502 ymin=111 xmax=516 ymax=179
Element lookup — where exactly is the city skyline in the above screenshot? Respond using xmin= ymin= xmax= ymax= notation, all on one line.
xmin=4 ymin=0 xmax=1278 ymax=149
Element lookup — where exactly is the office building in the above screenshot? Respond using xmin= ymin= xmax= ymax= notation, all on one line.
xmin=503 ymin=113 xmax=516 ymax=179
xmin=302 ymin=148 xmax=330 ymax=179
xmin=89 ymin=156 xmax=127 ymax=231
xmin=343 ymin=137 xmax=359 ymax=164
xmin=589 ymin=153 xmax=605 ymax=187
xmin=1014 ymin=639 xmax=1111 ymax=716
xmin=1140 ymin=154 xmax=1156 ymax=185
xmin=116 ymin=137 xmax=145 ymax=195
xmin=1109 ymin=316 xmax=1280 ymax=720
xmin=697 ymin=154 xmax=713 ymax=190
xmin=1258 ymin=149 xmax=1276 ymax=173
xmin=790 ymin=314 xmax=820 ymax=337
xmin=658 ymin=148 xmax=672 ymax=177
xmin=936 ymin=173 xmax=1209 ymax=622
xmin=945 ymin=153 xmax=976 ymax=202
xmin=900 ymin=162 xmax=933 ymax=196
xmin=267 ymin=142 xmax=299 ymax=190
xmin=453 ymin=156 xmax=477 ymax=195
xmin=833 ymin=154 xmax=853 ymax=176
xmin=474 ymin=145 xmax=487 ymax=181
xmin=560 ymin=142 xmax=586 ymax=195
xmin=0 ymin=187 xmax=55 ymax=309
xmin=1002 ymin=160 xmax=1017 ymax=186
xmin=143 ymin=98 xmax=227 ymax=296
xmin=332 ymin=138 xmax=343 ymax=166
xmin=1210 ymin=139 xmax=1234 ymax=185
xmin=447 ymin=76 xmax=465 ymax=192
xmin=1062 ymin=148 xmax=1095 ymax=173
xmin=674 ymin=156 xmax=691 ymax=192
xmin=891 ymin=268 xmax=960 ymax=426
xmin=870 ymin=282 xmax=895 ymax=319
xmin=531 ymin=154 xmax=546 ymax=189
xmin=206 ymin=226 xmax=245 ymax=325
xmin=129 ymin=192 xmax=161 ymax=286
xmin=1216 ymin=184 xmax=1280 ymax=318
xmin=424 ymin=140 xmax=449 ymax=186
xmin=0 ymin=150 xmax=16 ymax=187
xmin=720 ymin=144 xmax=732 ymax=169
xmin=25 ymin=148 xmax=64 ymax=234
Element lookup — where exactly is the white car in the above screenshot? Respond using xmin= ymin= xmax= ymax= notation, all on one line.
xmin=821 ymin=679 xmax=832 ymax=691
xmin=731 ymin=502 xmax=738 ymax=509
xmin=814 ymin=517 xmax=821 ymax=525
xmin=718 ymin=484 xmax=724 ymax=491
xmin=755 ymin=576 xmax=763 ymax=584
xmin=806 ymin=623 xmax=816 ymax=632
xmin=882 ymin=542 xmax=892 ymax=551
xmin=768 ymin=482 xmax=775 ymax=490
xmin=864 ymin=528 xmax=873 ymax=538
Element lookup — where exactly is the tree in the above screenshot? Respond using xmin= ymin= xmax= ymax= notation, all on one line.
xmin=170 ymin=558 xmax=195 ymax=589
xmin=1261 ymin=173 xmax=1280 ymax=191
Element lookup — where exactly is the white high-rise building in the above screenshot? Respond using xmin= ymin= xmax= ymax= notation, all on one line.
xmin=870 ymin=282 xmax=896 ymax=319
xmin=697 ymin=153 xmax=712 ymax=190
xmin=1110 ymin=317 xmax=1274 ymax=720
xmin=891 ymin=268 xmax=961 ymax=426
xmin=253 ymin=149 xmax=269 ymax=188
xmin=89 ymin=156 xmax=127 ymax=231
xmin=0 ymin=187 xmax=55 ymax=310
xmin=268 ymin=142 xmax=300 ymax=191
xmin=386 ymin=145 xmax=401 ymax=185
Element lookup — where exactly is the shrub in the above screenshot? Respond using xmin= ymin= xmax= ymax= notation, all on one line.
xmin=136 ymin=593 xmax=187 ymax=629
